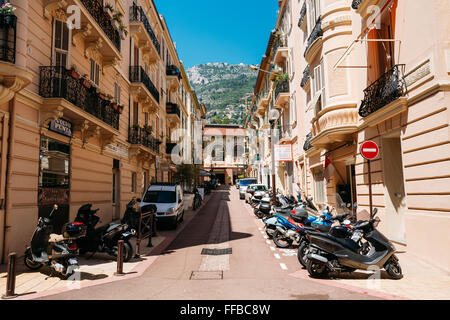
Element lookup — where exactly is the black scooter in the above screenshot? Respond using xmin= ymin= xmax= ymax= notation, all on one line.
xmin=75 ymin=204 xmax=136 ymax=262
xmin=305 ymin=208 xmax=403 ymax=279
xmin=24 ymin=204 xmax=86 ymax=279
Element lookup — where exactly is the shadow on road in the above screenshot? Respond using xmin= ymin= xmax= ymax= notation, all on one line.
xmin=156 ymin=185 xmax=251 ymax=254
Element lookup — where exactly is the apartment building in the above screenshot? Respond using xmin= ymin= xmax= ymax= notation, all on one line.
xmin=248 ymin=0 xmax=450 ymax=268
xmin=0 ymin=0 xmax=201 ymax=262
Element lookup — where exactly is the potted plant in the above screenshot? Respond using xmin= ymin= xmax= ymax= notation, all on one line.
xmin=117 ymin=105 xmax=124 ymax=114
xmin=118 ymin=23 xmax=128 ymax=40
xmin=144 ymin=125 xmax=153 ymax=134
xmin=67 ymin=65 xmax=80 ymax=79
xmin=80 ymin=74 xmax=91 ymax=88
xmin=132 ymin=123 xmax=141 ymax=130
xmin=112 ymin=11 xmax=123 ymax=30
xmin=97 ymin=91 xmax=106 ymax=100
xmin=104 ymin=3 xmax=114 ymax=18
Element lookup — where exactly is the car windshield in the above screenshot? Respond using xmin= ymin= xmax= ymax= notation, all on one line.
xmin=143 ymin=191 xmax=176 ymax=203
xmin=253 ymin=185 xmax=267 ymax=191
xmin=240 ymin=179 xmax=257 ymax=187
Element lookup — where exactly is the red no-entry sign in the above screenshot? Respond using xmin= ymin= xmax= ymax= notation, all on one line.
xmin=360 ymin=141 xmax=379 ymax=160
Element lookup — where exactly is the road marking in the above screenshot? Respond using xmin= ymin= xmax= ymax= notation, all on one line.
xmin=258 ymin=227 xmax=262 ymax=230
xmin=280 ymin=263 xmax=288 ymax=270
xmin=270 ymin=246 xmax=276 ymax=251
xmin=266 ymin=240 xmax=272 ymax=245
xmin=274 ymin=253 xmax=281 ymax=259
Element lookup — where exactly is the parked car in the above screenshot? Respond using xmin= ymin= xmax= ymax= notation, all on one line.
xmin=239 ymin=178 xmax=258 ymax=199
xmin=245 ymin=184 xmax=268 ymax=203
xmin=140 ymin=183 xmax=184 ymax=229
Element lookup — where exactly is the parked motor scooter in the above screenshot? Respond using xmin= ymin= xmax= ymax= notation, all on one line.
xmin=305 ymin=208 xmax=403 ymax=279
xmin=24 ymin=204 xmax=86 ymax=279
xmin=75 ymin=204 xmax=136 ymax=262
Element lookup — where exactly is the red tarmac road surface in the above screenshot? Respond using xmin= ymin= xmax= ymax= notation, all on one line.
xmin=37 ymin=187 xmax=381 ymax=300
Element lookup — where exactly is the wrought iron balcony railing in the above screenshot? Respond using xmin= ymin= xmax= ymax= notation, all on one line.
xmin=0 ymin=14 xmax=16 ymax=64
xmin=166 ymin=65 xmax=181 ymax=78
xmin=80 ymin=0 xmax=121 ymax=52
xmin=166 ymin=142 xmax=177 ymax=155
xmin=166 ymin=102 xmax=181 ymax=117
xmin=359 ymin=64 xmax=407 ymax=118
xmin=129 ymin=66 xmax=160 ymax=103
xmin=298 ymin=2 xmax=307 ymax=27
xmin=39 ymin=66 xmax=120 ymax=130
xmin=304 ymin=17 xmax=323 ymax=57
xmin=129 ymin=4 xmax=160 ymax=55
xmin=275 ymin=79 xmax=289 ymax=101
xmin=352 ymin=0 xmax=363 ymax=10
xmin=300 ymin=65 xmax=311 ymax=88
xmin=303 ymin=133 xmax=313 ymax=151
xmin=129 ymin=126 xmax=160 ymax=153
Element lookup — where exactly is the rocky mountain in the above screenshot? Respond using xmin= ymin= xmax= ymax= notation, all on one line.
xmin=187 ymin=63 xmax=258 ymax=125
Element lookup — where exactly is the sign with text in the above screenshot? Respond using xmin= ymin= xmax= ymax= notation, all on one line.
xmin=275 ymin=144 xmax=293 ymax=162
xmin=49 ymin=118 xmax=73 ymax=138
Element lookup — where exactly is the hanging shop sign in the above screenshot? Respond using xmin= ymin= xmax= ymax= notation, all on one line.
xmin=49 ymin=118 xmax=73 ymax=138
xmin=275 ymin=143 xmax=293 ymax=162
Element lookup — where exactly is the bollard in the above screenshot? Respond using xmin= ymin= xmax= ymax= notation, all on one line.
xmin=2 ymin=252 xmax=18 ymax=299
xmin=114 ymin=240 xmax=125 ymax=276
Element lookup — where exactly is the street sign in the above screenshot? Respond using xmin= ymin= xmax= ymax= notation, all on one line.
xmin=360 ymin=141 xmax=379 ymax=160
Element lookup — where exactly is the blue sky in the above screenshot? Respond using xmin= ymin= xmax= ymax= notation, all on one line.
xmin=155 ymin=0 xmax=280 ymax=69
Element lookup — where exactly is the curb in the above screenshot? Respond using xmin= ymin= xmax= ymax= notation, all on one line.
xmin=12 ymin=193 xmax=213 ymax=300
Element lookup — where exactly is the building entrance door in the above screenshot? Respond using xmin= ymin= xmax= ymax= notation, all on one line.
xmin=382 ymin=132 xmax=407 ymax=244
xmin=38 ymin=136 xmax=70 ymax=233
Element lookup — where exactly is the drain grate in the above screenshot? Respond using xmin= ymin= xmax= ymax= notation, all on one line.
xmin=201 ymin=248 xmax=232 ymax=256
xmin=190 ymin=271 xmax=223 ymax=280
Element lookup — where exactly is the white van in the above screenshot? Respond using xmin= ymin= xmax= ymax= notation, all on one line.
xmin=140 ymin=183 xmax=184 ymax=229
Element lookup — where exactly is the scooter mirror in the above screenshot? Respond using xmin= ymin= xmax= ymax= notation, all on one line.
xmin=372 ymin=208 xmax=378 ymax=216
xmin=136 ymin=198 xmax=142 ymax=202
xmin=53 ymin=204 xmax=59 ymax=211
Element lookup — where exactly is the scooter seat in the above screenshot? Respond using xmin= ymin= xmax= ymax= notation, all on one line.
xmin=310 ymin=231 xmax=360 ymax=252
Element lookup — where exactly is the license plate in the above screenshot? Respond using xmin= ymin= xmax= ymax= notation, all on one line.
xmin=122 ymin=232 xmax=132 ymax=237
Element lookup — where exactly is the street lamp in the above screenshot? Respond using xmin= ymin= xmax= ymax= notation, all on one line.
xmin=268 ymin=108 xmax=280 ymax=206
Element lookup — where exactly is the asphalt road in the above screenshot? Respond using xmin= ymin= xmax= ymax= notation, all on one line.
xmin=37 ymin=186 xmax=380 ymax=300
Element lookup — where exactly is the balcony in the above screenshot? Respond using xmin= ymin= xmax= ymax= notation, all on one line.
xmin=44 ymin=0 xmax=122 ymax=66
xmin=304 ymin=17 xmax=323 ymax=63
xmin=129 ymin=126 xmax=160 ymax=154
xmin=359 ymin=64 xmax=407 ymax=119
xmin=129 ymin=4 xmax=160 ymax=64
xmin=300 ymin=65 xmax=311 ymax=89
xmin=129 ymin=66 xmax=160 ymax=112
xmin=166 ymin=102 xmax=181 ymax=128
xmin=166 ymin=65 xmax=181 ymax=91
xmin=310 ymin=104 xmax=359 ymax=149
xmin=298 ymin=2 xmax=307 ymax=29
xmin=303 ymin=133 xmax=313 ymax=152
xmin=0 ymin=14 xmax=33 ymax=105
xmin=274 ymin=79 xmax=290 ymax=108
xmin=39 ymin=66 xmax=121 ymax=141
xmin=273 ymin=36 xmax=288 ymax=68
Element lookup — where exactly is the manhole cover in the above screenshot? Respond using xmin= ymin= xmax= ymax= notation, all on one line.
xmin=190 ymin=271 xmax=223 ymax=280
xmin=201 ymin=248 xmax=232 ymax=255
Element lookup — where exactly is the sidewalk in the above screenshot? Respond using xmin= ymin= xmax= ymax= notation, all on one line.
xmin=289 ymin=243 xmax=450 ymax=300
xmin=0 ymin=192 xmax=212 ymax=300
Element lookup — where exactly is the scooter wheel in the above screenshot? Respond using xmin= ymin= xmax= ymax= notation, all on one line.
xmin=123 ymin=241 xmax=134 ymax=262
xmin=307 ymin=260 xmax=329 ymax=279
xmin=297 ymin=241 xmax=309 ymax=269
xmin=385 ymin=256 xmax=403 ymax=280
xmin=272 ymin=230 xmax=293 ymax=248
xmin=24 ymin=252 xmax=43 ymax=270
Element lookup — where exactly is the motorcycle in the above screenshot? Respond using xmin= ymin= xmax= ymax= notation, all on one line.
xmin=75 ymin=204 xmax=136 ymax=262
xmin=24 ymin=204 xmax=86 ymax=279
xmin=305 ymin=208 xmax=403 ymax=279
xmin=192 ymin=188 xmax=203 ymax=210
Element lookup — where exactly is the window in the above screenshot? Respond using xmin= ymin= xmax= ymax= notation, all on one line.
xmin=142 ymin=171 xmax=148 ymax=195
xmin=131 ymin=172 xmax=136 ymax=193
xmin=90 ymin=59 xmax=100 ymax=86
xmin=114 ymin=82 xmax=121 ymax=104
xmin=313 ymin=167 xmax=325 ymax=203
xmin=307 ymin=0 xmax=321 ymax=33
xmin=143 ymin=191 xmax=176 ymax=203
xmin=53 ymin=20 xmax=70 ymax=67
xmin=311 ymin=61 xmax=324 ymax=115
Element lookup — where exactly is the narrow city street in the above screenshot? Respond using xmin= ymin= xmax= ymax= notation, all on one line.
xmin=36 ymin=187 xmax=380 ymax=300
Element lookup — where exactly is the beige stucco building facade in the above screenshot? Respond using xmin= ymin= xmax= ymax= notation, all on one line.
xmin=0 ymin=0 xmax=204 ymax=262
xmin=247 ymin=0 xmax=450 ymax=270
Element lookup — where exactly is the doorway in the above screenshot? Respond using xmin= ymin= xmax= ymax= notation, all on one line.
xmin=382 ymin=131 xmax=407 ymax=244
xmin=112 ymin=159 xmax=120 ymax=220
